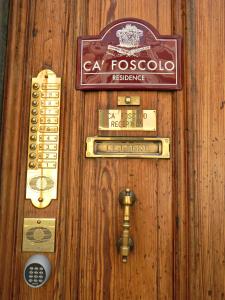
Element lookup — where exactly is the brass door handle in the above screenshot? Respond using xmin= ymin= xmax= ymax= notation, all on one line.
xmin=117 ymin=188 xmax=136 ymax=263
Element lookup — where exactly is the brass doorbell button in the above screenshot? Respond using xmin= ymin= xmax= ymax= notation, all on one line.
xmin=32 ymin=92 xmax=39 ymax=98
xmin=29 ymin=162 xmax=36 ymax=168
xmin=30 ymin=144 xmax=36 ymax=150
xmin=29 ymin=153 xmax=36 ymax=159
xmin=32 ymin=100 xmax=38 ymax=106
xmin=31 ymin=117 xmax=37 ymax=124
xmin=33 ymin=83 xmax=40 ymax=90
xmin=31 ymin=109 xmax=38 ymax=115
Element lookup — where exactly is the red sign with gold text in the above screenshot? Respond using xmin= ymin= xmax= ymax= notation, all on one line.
xmin=76 ymin=18 xmax=182 ymax=90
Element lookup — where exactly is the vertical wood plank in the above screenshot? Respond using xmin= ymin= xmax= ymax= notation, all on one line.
xmin=173 ymin=0 xmax=189 ymax=299
xmin=187 ymin=0 xmax=225 ymax=299
xmin=0 ymin=0 xmax=189 ymax=299
xmin=78 ymin=1 xmax=175 ymax=299
xmin=0 ymin=0 xmax=10 ymax=125
xmin=0 ymin=1 xmax=30 ymax=298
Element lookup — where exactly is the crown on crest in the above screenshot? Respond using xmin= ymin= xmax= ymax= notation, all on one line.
xmin=116 ymin=24 xmax=143 ymax=48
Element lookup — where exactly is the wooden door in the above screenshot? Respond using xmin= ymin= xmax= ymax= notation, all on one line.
xmin=0 ymin=0 xmax=224 ymax=299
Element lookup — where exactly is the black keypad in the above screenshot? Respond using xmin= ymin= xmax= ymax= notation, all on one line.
xmin=25 ymin=263 xmax=46 ymax=287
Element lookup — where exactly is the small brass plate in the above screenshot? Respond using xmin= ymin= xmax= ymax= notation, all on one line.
xmin=26 ymin=69 xmax=61 ymax=208
xmin=86 ymin=137 xmax=170 ymax=158
xmin=22 ymin=218 xmax=56 ymax=252
xmin=117 ymin=96 xmax=140 ymax=106
xmin=99 ymin=109 xmax=156 ymax=131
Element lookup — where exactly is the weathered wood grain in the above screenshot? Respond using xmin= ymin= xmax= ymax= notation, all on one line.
xmin=173 ymin=0 xmax=189 ymax=299
xmin=0 ymin=0 xmax=10 ymax=127
xmin=187 ymin=0 xmax=225 ymax=299
xmin=78 ymin=1 xmax=174 ymax=299
xmin=0 ymin=0 xmax=192 ymax=299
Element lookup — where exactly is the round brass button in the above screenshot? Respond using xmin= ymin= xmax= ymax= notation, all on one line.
xmin=31 ymin=126 xmax=37 ymax=132
xmin=32 ymin=109 xmax=38 ymax=115
xmin=29 ymin=162 xmax=36 ymax=168
xmin=31 ymin=117 xmax=37 ymax=124
xmin=32 ymin=100 xmax=38 ymax=107
xmin=30 ymin=144 xmax=36 ymax=150
xmin=32 ymin=92 xmax=39 ymax=98
xmin=29 ymin=153 xmax=36 ymax=159
xmin=33 ymin=83 xmax=40 ymax=90
xmin=30 ymin=135 xmax=37 ymax=141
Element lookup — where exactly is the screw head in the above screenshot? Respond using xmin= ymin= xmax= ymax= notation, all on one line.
xmin=125 ymin=96 xmax=131 ymax=104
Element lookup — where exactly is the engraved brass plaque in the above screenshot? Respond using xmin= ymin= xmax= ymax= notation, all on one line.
xmin=22 ymin=218 xmax=56 ymax=252
xmin=117 ymin=96 xmax=140 ymax=106
xmin=26 ymin=69 xmax=61 ymax=208
xmin=99 ymin=109 xmax=156 ymax=131
xmin=86 ymin=137 xmax=170 ymax=158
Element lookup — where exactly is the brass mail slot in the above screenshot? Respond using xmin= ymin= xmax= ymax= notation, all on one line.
xmin=86 ymin=137 xmax=170 ymax=158
xmin=99 ymin=109 xmax=156 ymax=131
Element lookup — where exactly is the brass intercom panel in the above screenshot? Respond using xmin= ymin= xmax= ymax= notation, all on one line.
xmin=22 ymin=218 xmax=56 ymax=252
xmin=26 ymin=69 xmax=61 ymax=208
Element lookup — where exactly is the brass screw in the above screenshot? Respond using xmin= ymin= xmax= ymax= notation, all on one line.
xmin=29 ymin=153 xmax=36 ymax=159
xmin=29 ymin=162 xmax=36 ymax=168
xmin=31 ymin=117 xmax=37 ymax=124
xmin=32 ymin=92 xmax=39 ymax=98
xmin=37 ymin=220 xmax=41 ymax=224
xmin=38 ymin=197 xmax=43 ymax=202
xmin=30 ymin=135 xmax=37 ymax=141
xmin=125 ymin=97 xmax=131 ymax=104
xmin=32 ymin=100 xmax=38 ymax=106
xmin=30 ymin=144 xmax=36 ymax=150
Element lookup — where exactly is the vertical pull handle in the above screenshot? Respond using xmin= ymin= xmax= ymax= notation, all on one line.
xmin=117 ymin=188 xmax=136 ymax=263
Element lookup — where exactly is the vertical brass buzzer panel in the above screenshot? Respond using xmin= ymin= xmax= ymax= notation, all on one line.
xmin=26 ymin=70 xmax=61 ymax=208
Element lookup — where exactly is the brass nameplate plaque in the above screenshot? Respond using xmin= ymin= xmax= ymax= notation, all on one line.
xmin=99 ymin=109 xmax=156 ymax=131
xmin=26 ymin=69 xmax=61 ymax=208
xmin=86 ymin=137 xmax=170 ymax=158
xmin=22 ymin=218 xmax=56 ymax=252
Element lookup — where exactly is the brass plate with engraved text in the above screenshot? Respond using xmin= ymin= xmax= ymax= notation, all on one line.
xmin=86 ymin=137 xmax=170 ymax=158
xmin=99 ymin=109 xmax=156 ymax=131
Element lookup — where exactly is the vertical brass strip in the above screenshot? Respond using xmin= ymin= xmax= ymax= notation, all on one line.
xmin=26 ymin=69 xmax=61 ymax=208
